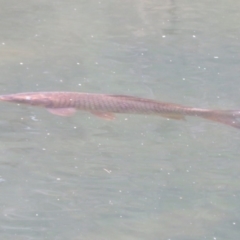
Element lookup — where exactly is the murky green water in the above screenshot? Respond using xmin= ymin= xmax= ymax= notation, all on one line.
xmin=0 ymin=0 xmax=240 ymax=239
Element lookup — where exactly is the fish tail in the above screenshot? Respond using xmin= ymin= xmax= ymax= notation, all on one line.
xmin=201 ymin=110 xmax=240 ymax=129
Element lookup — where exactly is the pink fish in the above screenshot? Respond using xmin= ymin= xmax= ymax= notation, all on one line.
xmin=0 ymin=91 xmax=239 ymax=129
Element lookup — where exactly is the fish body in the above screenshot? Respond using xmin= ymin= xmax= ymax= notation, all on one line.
xmin=0 ymin=91 xmax=239 ymax=129
xmin=0 ymin=92 xmax=211 ymax=116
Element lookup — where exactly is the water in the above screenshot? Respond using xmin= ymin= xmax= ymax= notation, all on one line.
xmin=0 ymin=0 xmax=240 ymax=239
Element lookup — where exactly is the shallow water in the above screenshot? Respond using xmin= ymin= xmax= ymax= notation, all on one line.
xmin=0 ymin=0 xmax=240 ymax=239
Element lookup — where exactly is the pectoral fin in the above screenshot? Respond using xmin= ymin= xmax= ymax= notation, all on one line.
xmin=91 ymin=111 xmax=116 ymax=120
xmin=47 ymin=108 xmax=77 ymax=116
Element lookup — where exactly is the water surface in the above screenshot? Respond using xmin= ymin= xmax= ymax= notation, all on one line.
xmin=0 ymin=0 xmax=240 ymax=239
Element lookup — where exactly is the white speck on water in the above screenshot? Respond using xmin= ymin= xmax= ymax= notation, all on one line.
xmin=214 ymin=56 xmax=219 ymax=59
xmin=162 ymin=35 xmax=166 ymax=38
xmin=78 ymin=83 xmax=82 ymax=86
xmin=91 ymin=35 xmax=94 ymax=38
xmin=59 ymin=79 xmax=63 ymax=82
xmin=77 ymin=62 xmax=80 ymax=65
xmin=31 ymin=116 xmax=38 ymax=121
xmin=56 ymin=178 xmax=61 ymax=181
xmin=95 ymin=62 xmax=98 ymax=65
xmin=233 ymin=222 xmax=236 ymax=225
xmin=2 ymin=42 xmax=5 ymax=45
xmin=182 ymin=78 xmax=185 ymax=80
xmin=42 ymin=148 xmax=46 ymax=151
xmin=36 ymin=213 xmax=38 ymax=217
xmin=20 ymin=62 xmax=23 ymax=65
xmin=104 ymin=168 xmax=112 ymax=174
xmin=0 ymin=177 xmax=6 ymax=183
xmin=193 ymin=35 xmax=196 ymax=38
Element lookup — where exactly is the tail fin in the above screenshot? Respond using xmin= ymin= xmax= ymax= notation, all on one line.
xmin=201 ymin=110 xmax=240 ymax=129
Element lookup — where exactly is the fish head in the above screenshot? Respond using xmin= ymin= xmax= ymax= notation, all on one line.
xmin=0 ymin=92 xmax=52 ymax=107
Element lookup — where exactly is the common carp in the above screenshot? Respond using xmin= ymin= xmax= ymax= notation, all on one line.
xmin=0 ymin=91 xmax=239 ymax=129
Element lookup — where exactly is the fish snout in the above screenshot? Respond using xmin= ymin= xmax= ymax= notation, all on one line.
xmin=0 ymin=95 xmax=16 ymax=102
xmin=0 ymin=93 xmax=48 ymax=106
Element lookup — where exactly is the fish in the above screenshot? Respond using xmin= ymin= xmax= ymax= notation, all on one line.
xmin=0 ymin=91 xmax=239 ymax=129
